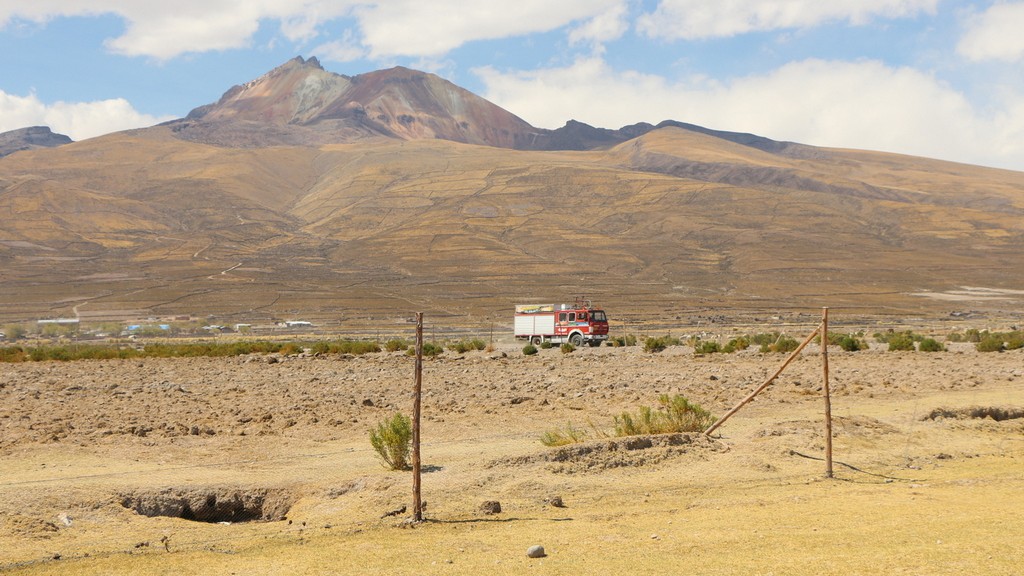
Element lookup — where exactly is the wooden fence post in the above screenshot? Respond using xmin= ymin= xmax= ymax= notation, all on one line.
xmin=822 ymin=307 xmax=833 ymax=478
xmin=412 ymin=312 xmax=423 ymax=521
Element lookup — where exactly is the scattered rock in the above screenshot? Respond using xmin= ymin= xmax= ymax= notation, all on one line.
xmin=362 ymin=399 xmax=375 ymax=407
xmin=480 ymin=501 xmax=501 ymax=515
xmin=546 ymin=496 xmax=565 ymax=508
xmin=526 ymin=545 xmax=546 ymax=558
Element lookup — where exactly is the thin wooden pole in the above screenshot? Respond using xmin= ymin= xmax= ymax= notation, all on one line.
xmin=822 ymin=307 xmax=834 ymax=478
xmin=704 ymin=324 xmax=821 ymax=437
xmin=412 ymin=312 xmax=423 ymax=521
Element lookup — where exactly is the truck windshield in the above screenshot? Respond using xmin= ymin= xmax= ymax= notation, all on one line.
xmin=591 ymin=311 xmax=607 ymax=322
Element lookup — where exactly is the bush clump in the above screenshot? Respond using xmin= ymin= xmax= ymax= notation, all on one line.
xmin=758 ymin=335 xmax=799 ymax=353
xmin=448 ymin=339 xmax=487 ymax=353
xmin=540 ymin=341 xmax=554 ymax=349
xmin=693 ymin=340 xmax=721 ymax=355
xmin=723 ymin=336 xmax=749 ymax=353
xmin=560 ymin=343 xmax=576 ymax=354
xmin=918 ymin=338 xmax=945 ymax=352
xmin=369 ymin=413 xmax=413 ymax=470
xmin=614 ymin=394 xmax=714 ymax=436
xmin=406 ymin=342 xmax=444 ymax=357
xmin=385 ymin=339 xmax=410 ymax=352
xmin=836 ymin=334 xmax=868 ymax=352
xmin=643 ymin=335 xmax=680 ymax=353
xmin=976 ymin=336 xmax=1006 ymax=353
xmin=522 ymin=343 xmax=538 ymax=356
xmin=887 ymin=334 xmax=916 ymax=351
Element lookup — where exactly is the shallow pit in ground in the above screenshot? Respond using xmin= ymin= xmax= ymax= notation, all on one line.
xmin=922 ymin=406 xmax=1024 ymax=422
xmin=119 ymin=486 xmax=294 ymax=523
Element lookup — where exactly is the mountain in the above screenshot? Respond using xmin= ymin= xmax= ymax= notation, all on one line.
xmin=1 ymin=58 xmax=1022 ymax=328
xmin=168 ymin=56 xmax=541 ymax=148
xmin=0 ymin=126 xmax=72 ymax=158
xmin=166 ymin=56 xmax=794 ymax=154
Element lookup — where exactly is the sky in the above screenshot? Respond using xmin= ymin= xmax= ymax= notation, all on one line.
xmin=2 ymin=1 xmax=1024 ymax=171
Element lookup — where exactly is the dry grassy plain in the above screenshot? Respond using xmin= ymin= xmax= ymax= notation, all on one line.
xmin=1 ymin=338 xmax=1022 ymax=575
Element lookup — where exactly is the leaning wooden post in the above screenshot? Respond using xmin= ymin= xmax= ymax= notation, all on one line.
xmin=822 ymin=307 xmax=834 ymax=478
xmin=704 ymin=325 xmax=821 ymax=437
xmin=412 ymin=312 xmax=423 ymax=521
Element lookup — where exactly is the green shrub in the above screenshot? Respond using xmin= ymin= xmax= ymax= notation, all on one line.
xmin=540 ymin=422 xmax=588 ymax=446
xmin=1007 ymin=331 xmax=1024 ymax=350
xmin=448 ymin=339 xmax=487 ymax=353
xmin=887 ymin=334 xmax=916 ymax=351
xmin=723 ymin=336 xmax=749 ymax=353
xmin=3 ymin=324 xmax=27 ymax=340
xmin=369 ymin=413 xmax=413 ymax=470
xmin=837 ymin=335 xmax=867 ymax=352
xmin=540 ymin=341 xmax=553 ymax=349
xmin=694 ymin=340 xmax=721 ymax=355
xmin=918 ymin=338 xmax=945 ymax=352
xmin=0 ymin=346 xmax=28 ymax=362
xmin=279 ymin=342 xmax=303 ymax=356
xmin=643 ymin=335 xmax=679 ymax=353
xmin=560 ymin=343 xmax=575 ymax=354
xmin=750 ymin=332 xmax=781 ymax=346
xmin=385 ymin=339 xmax=409 ymax=352
xmin=614 ymin=394 xmax=714 ymax=436
xmin=332 ymin=340 xmax=381 ymax=355
xmin=758 ymin=334 xmax=799 ymax=353
xmin=976 ymin=336 xmax=1005 ymax=353
xmin=407 ymin=342 xmax=444 ymax=357
xmin=522 ymin=344 xmax=538 ymax=356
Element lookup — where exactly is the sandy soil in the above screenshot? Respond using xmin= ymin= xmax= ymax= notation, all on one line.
xmin=1 ymin=341 xmax=1022 ymax=574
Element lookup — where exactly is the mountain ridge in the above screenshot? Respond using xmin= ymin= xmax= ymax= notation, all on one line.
xmin=0 ymin=126 xmax=73 ymax=158
xmin=1 ymin=58 xmax=1022 ymax=325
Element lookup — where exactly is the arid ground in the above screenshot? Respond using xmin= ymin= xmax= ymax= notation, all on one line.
xmin=1 ymin=337 xmax=1022 ymax=575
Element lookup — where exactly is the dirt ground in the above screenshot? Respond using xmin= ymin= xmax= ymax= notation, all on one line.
xmin=1 ymin=340 xmax=1022 ymax=575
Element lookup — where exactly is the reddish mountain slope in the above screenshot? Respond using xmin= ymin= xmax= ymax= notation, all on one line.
xmin=170 ymin=57 xmax=539 ymax=148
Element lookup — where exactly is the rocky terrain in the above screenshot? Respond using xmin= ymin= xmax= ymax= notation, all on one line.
xmin=1 ymin=339 xmax=1022 ymax=574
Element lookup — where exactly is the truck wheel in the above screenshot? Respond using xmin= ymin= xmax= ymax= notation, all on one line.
xmin=531 ymin=336 xmax=542 ymax=346
xmin=570 ymin=333 xmax=583 ymax=347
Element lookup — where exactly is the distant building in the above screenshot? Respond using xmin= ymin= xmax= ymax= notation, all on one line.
xmin=37 ymin=318 xmax=80 ymax=325
xmin=284 ymin=320 xmax=313 ymax=328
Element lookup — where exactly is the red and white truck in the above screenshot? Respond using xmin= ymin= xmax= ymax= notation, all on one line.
xmin=514 ymin=300 xmax=609 ymax=347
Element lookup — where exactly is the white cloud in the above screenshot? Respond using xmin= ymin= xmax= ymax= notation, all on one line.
xmin=354 ymin=0 xmax=627 ymax=58
xmin=312 ymin=30 xmax=366 ymax=63
xmin=568 ymin=2 xmax=629 ymax=46
xmin=637 ymin=0 xmax=938 ymax=40
xmin=0 ymin=90 xmax=174 ymax=140
xmin=0 ymin=1 xmax=628 ymax=60
xmin=475 ymin=57 xmax=1024 ymax=171
xmin=957 ymin=2 xmax=1024 ymax=62
xmin=0 ymin=1 xmax=358 ymax=60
